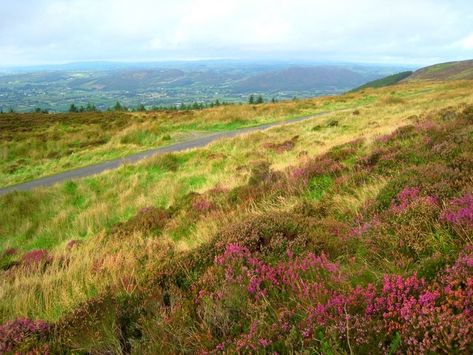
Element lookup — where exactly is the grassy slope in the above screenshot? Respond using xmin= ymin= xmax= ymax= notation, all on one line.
xmin=407 ymin=59 xmax=473 ymax=81
xmin=0 ymin=102 xmax=337 ymax=187
xmin=352 ymin=71 xmax=413 ymax=91
xmin=1 ymin=79 xmax=473 ymax=353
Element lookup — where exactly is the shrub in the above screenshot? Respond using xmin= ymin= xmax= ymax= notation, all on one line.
xmin=441 ymin=194 xmax=473 ymax=242
xmin=263 ymin=135 xmax=299 ymax=153
xmin=247 ymin=161 xmax=277 ymax=186
xmin=113 ymin=206 xmax=171 ymax=235
xmin=191 ymin=196 xmax=214 ymax=213
xmin=194 ymin=245 xmax=473 ymax=353
xmin=0 ymin=318 xmax=49 ymax=353
xmin=149 ymin=153 xmax=180 ymax=172
xmin=215 ymin=212 xmax=309 ymax=256
xmin=22 ymin=249 xmax=50 ymax=268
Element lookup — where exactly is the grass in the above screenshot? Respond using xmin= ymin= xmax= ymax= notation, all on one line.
xmin=0 ymin=100 xmax=341 ymax=188
xmin=352 ymin=71 xmax=413 ymax=91
xmin=1 ymin=79 xmax=473 ymax=353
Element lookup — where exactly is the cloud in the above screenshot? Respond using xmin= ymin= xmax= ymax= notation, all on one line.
xmin=0 ymin=0 xmax=472 ymax=66
xmin=459 ymin=33 xmax=473 ymax=49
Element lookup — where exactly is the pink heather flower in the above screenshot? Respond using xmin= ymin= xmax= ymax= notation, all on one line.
xmin=302 ymin=328 xmax=312 ymax=338
xmin=441 ymin=194 xmax=473 ymax=229
xmin=418 ymin=291 xmax=439 ymax=307
xmin=192 ymin=198 xmax=214 ymax=213
xmin=350 ymin=222 xmax=372 ymax=238
xmin=22 ymin=249 xmax=50 ymax=267
xmin=390 ymin=186 xmax=421 ymax=212
xmin=291 ymin=167 xmax=307 ymax=180
xmin=216 ymin=343 xmax=225 ymax=351
xmin=0 ymin=318 xmax=49 ymax=353
xmin=258 ymin=338 xmax=271 ymax=347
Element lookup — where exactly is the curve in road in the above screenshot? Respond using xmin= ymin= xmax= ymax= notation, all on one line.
xmin=0 ymin=111 xmax=331 ymax=196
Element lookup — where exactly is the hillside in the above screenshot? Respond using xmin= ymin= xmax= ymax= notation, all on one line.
xmin=352 ymin=71 xmax=413 ymax=91
xmin=232 ymin=66 xmax=377 ymax=92
xmin=407 ymin=59 xmax=473 ymax=81
xmin=1 ymin=79 xmax=473 ymax=353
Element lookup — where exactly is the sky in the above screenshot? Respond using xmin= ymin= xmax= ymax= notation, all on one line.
xmin=1 ymin=0 xmax=473 ymax=67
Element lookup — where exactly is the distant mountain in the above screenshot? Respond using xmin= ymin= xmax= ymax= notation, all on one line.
xmin=0 ymin=61 xmax=410 ymax=112
xmin=351 ymin=71 xmax=413 ymax=91
xmin=407 ymin=60 xmax=473 ymax=81
xmin=232 ymin=66 xmax=380 ymax=93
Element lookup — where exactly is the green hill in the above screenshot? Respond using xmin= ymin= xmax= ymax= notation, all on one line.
xmin=352 ymin=71 xmax=413 ymax=91
xmin=407 ymin=59 xmax=473 ymax=81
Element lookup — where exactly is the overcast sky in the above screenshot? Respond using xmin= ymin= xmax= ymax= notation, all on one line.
xmin=1 ymin=0 xmax=473 ymax=67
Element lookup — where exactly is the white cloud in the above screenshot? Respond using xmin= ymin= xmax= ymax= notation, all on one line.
xmin=0 ymin=0 xmax=472 ymax=65
xmin=459 ymin=33 xmax=473 ymax=49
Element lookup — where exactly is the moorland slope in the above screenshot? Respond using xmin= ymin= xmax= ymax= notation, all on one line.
xmin=0 ymin=76 xmax=473 ymax=353
xmin=407 ymin=59 xmax=473 ymax=81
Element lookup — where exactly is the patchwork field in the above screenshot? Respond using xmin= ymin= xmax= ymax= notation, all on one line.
xmin=1 ymin=79 xmax=473 ymax=353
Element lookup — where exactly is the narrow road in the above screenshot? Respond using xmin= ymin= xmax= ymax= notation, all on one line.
xmin=0 ymin=111 xmax=331 ymax=196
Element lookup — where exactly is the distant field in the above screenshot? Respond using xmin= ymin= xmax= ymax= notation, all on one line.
xmin=0 ymin=62 xmax=409 ymax=112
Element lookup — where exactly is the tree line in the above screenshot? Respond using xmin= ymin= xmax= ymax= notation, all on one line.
xmin=1 ymin=95 xmax=280 ymax=114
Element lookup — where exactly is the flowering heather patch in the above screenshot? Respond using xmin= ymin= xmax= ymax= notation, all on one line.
xmin=415 ymin=119 xmax=440 ymax=133
xmin=290 ymin=167 xmax=308 ymax=183
xmin=349 ymin=220 xmax=376 ymax=238
xmin=197 ymin=245 xmax=473 ymax=353
xmin=192 ymin=197 xmax=214 ymax=213
xmin=389 ymin=186 xmax=438 ymax=213
xmin=304 ymin=155 xmax=343 ymax=178
xmin=114 ymin=206 xmax=171 ymax=234
xmin=0 ymin=318 xmax=49 ymax=353
xmin=393 ymin=186 xmax=420 ymax=207
xmin=4 ymin=247 xmax=17 ymax=256
xmin=441 ymin=194 xmax=473 ymax=230
xmin=22 ymin=249 xmax=50 ymax=267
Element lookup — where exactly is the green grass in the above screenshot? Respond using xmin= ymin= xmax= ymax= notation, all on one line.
xmin=1 ymin=79 xmax=473 ymax=348
xmin=0 ymin=102 xmax=335 ymax=187
xmin=352 ymin=71 xmax=413 ymax=91
xmin=307 ymin=174 xmax=334 ymax=200
xmin=3 ymin=89 xmax=473 ymax=353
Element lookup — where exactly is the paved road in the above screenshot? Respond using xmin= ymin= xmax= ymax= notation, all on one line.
xmin=0 ymin=111 xmax=331 ymax=196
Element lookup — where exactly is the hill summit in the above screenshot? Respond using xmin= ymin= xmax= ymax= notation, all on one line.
xmin=407 ymin=59 xmax=473 ymax=81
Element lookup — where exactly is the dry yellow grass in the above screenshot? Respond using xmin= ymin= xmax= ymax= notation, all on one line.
xmin=1 ymin=80 xmax=473 ymax=322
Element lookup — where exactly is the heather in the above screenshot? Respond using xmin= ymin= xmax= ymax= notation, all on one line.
xmin=1 ymin=81 xmax=473 ymax=353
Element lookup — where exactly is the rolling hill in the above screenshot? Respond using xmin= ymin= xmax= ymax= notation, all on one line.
xmin=407 ymin=60 xmax=473 ymax=81
xmin=1 ymin=61 xmax=473 ymax=353
xmin=351 ymin=59 xmax=473 ymax=92
xmin=0 ymin=61 xmax=409 ymax=112
xmin=352 ymin=71 xmax=413 ymax=91
xmin=231 ymin=66 xmax=378 ymax=92
xmin=407 ymin=59 xmax=473 ymax=81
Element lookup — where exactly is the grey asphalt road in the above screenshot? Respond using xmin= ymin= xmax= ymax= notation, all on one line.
xmin=0 ymin=111 xmax=331 ymax=196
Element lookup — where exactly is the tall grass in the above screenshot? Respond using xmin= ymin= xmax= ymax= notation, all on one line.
xmin=1 ymin=80 xmax=473 ymax=353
